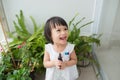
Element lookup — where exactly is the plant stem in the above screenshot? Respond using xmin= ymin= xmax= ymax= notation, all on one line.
xmin=0 ymin=42 xmax=6 ymax=54
xmin=0 ymin=17 xmax=17 ymax=68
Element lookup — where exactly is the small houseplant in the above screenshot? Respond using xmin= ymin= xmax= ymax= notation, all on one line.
xmin=68 ymin=14 xmax=101 ymax=67
xmin=0 ymin=10 xmax=46 ymax=80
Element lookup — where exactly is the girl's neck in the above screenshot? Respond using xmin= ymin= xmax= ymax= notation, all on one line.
xmin=53 ymin=43 xmax=67 ymax=53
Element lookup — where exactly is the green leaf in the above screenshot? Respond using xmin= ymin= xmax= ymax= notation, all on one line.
xmin=74 ymin=17 xmax=85 ymax=27
xmin=18 ymin=10 xmax=29 ymax=34
xmin=80 ymin=21 xmax=93 ymax=29
xmin=30 ymin=16 xmax=38 ymax=33
xmin=68 ymin=13 xmax=79 ymax=27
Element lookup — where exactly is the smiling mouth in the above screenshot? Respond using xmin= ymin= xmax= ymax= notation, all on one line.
xmin=59 ymin=36 xmax=67 ymax=40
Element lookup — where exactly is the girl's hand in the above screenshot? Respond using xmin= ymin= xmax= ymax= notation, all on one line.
xmin=60 ymin=61 xmax=67 ymax=70
xmin=54 ymin=60 xmax=67 ymax=70
xmin=54 ymin=60 xmax=62 ymax=69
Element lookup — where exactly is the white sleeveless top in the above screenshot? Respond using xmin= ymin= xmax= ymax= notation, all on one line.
xmin=45 ymin=43 xmax=78 ymax=80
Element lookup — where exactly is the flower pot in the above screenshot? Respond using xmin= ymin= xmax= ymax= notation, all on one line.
xmin=77 ymin=52 xmax=91 ymax=67
xmin=30 ymin=71 xmax=35 ymax=80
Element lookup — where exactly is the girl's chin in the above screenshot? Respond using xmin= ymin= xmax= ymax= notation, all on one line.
xmin=60 ymin=41 xmax=67 ymax=44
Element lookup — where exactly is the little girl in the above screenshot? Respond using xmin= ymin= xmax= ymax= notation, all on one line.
xmin=43 ymin=16 xmax=78 ymax=80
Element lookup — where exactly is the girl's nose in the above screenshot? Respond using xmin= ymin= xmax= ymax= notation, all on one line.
xmin=61 ymin=31 xmax=66 ymax=35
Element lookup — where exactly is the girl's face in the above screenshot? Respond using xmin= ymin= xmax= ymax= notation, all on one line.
xmin=51 ymin=25 xmax=68 ymax=45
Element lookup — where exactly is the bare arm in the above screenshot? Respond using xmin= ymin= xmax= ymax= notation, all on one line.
xmin=43 ymin=51 xmax=55 ymax=68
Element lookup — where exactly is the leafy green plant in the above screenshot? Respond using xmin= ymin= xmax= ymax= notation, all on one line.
xmin=68 ymin=14 xmax=101 ymax=67
xmin=0 ymin=10 xmax=46 ymax=80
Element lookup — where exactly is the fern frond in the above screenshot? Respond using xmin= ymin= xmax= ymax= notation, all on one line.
xmin=30 ymin=16 xmax=38 ymax=33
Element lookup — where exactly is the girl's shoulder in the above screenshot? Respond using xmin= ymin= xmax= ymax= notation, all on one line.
xmin=45 ymin=43 xmax=53 ymax=52
xmin=65 ymin=42 xmax=75 ymax=53
xmin=45 ymin=43 xmax=52 ymax=47
xmin=67 ymin=42 xmax=75 ymax=49
xmin=67 ymin=42 xmax=75 ymax=46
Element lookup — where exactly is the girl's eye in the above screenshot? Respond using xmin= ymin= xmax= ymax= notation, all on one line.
xmin=64 ymin=28 xmax=68 ymax=30
xmin=56 ymin=29 xmax=60 ymax=32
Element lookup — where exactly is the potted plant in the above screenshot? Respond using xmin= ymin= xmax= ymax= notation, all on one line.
xmin=0 ymin=10 xmax=46 ymax=80
xmin=68 ymin=14 xmax=101 ymax=67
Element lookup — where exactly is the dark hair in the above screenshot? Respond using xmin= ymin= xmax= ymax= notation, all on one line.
xmin=44 ymin=16 xmax=68 ymax=44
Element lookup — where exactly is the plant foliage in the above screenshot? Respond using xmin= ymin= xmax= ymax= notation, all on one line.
xmin=68 ymin=14 xmax=101 ymax=68
xmin=0 ymin=10 xmax=46 ymax=80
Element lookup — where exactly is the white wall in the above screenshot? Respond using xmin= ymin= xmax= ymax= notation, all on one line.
xmin=0 ymin=0 xmax=9 ymax=41
xmin=0 ymin=23 xmax=5 ymax=41
xmin=2 ymin=0 xmax=95 ymax=35
xmin=110 ymin=2 xmax=120 ymax=42
xmin=97 ymin=0 xmax=119 ymax=48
